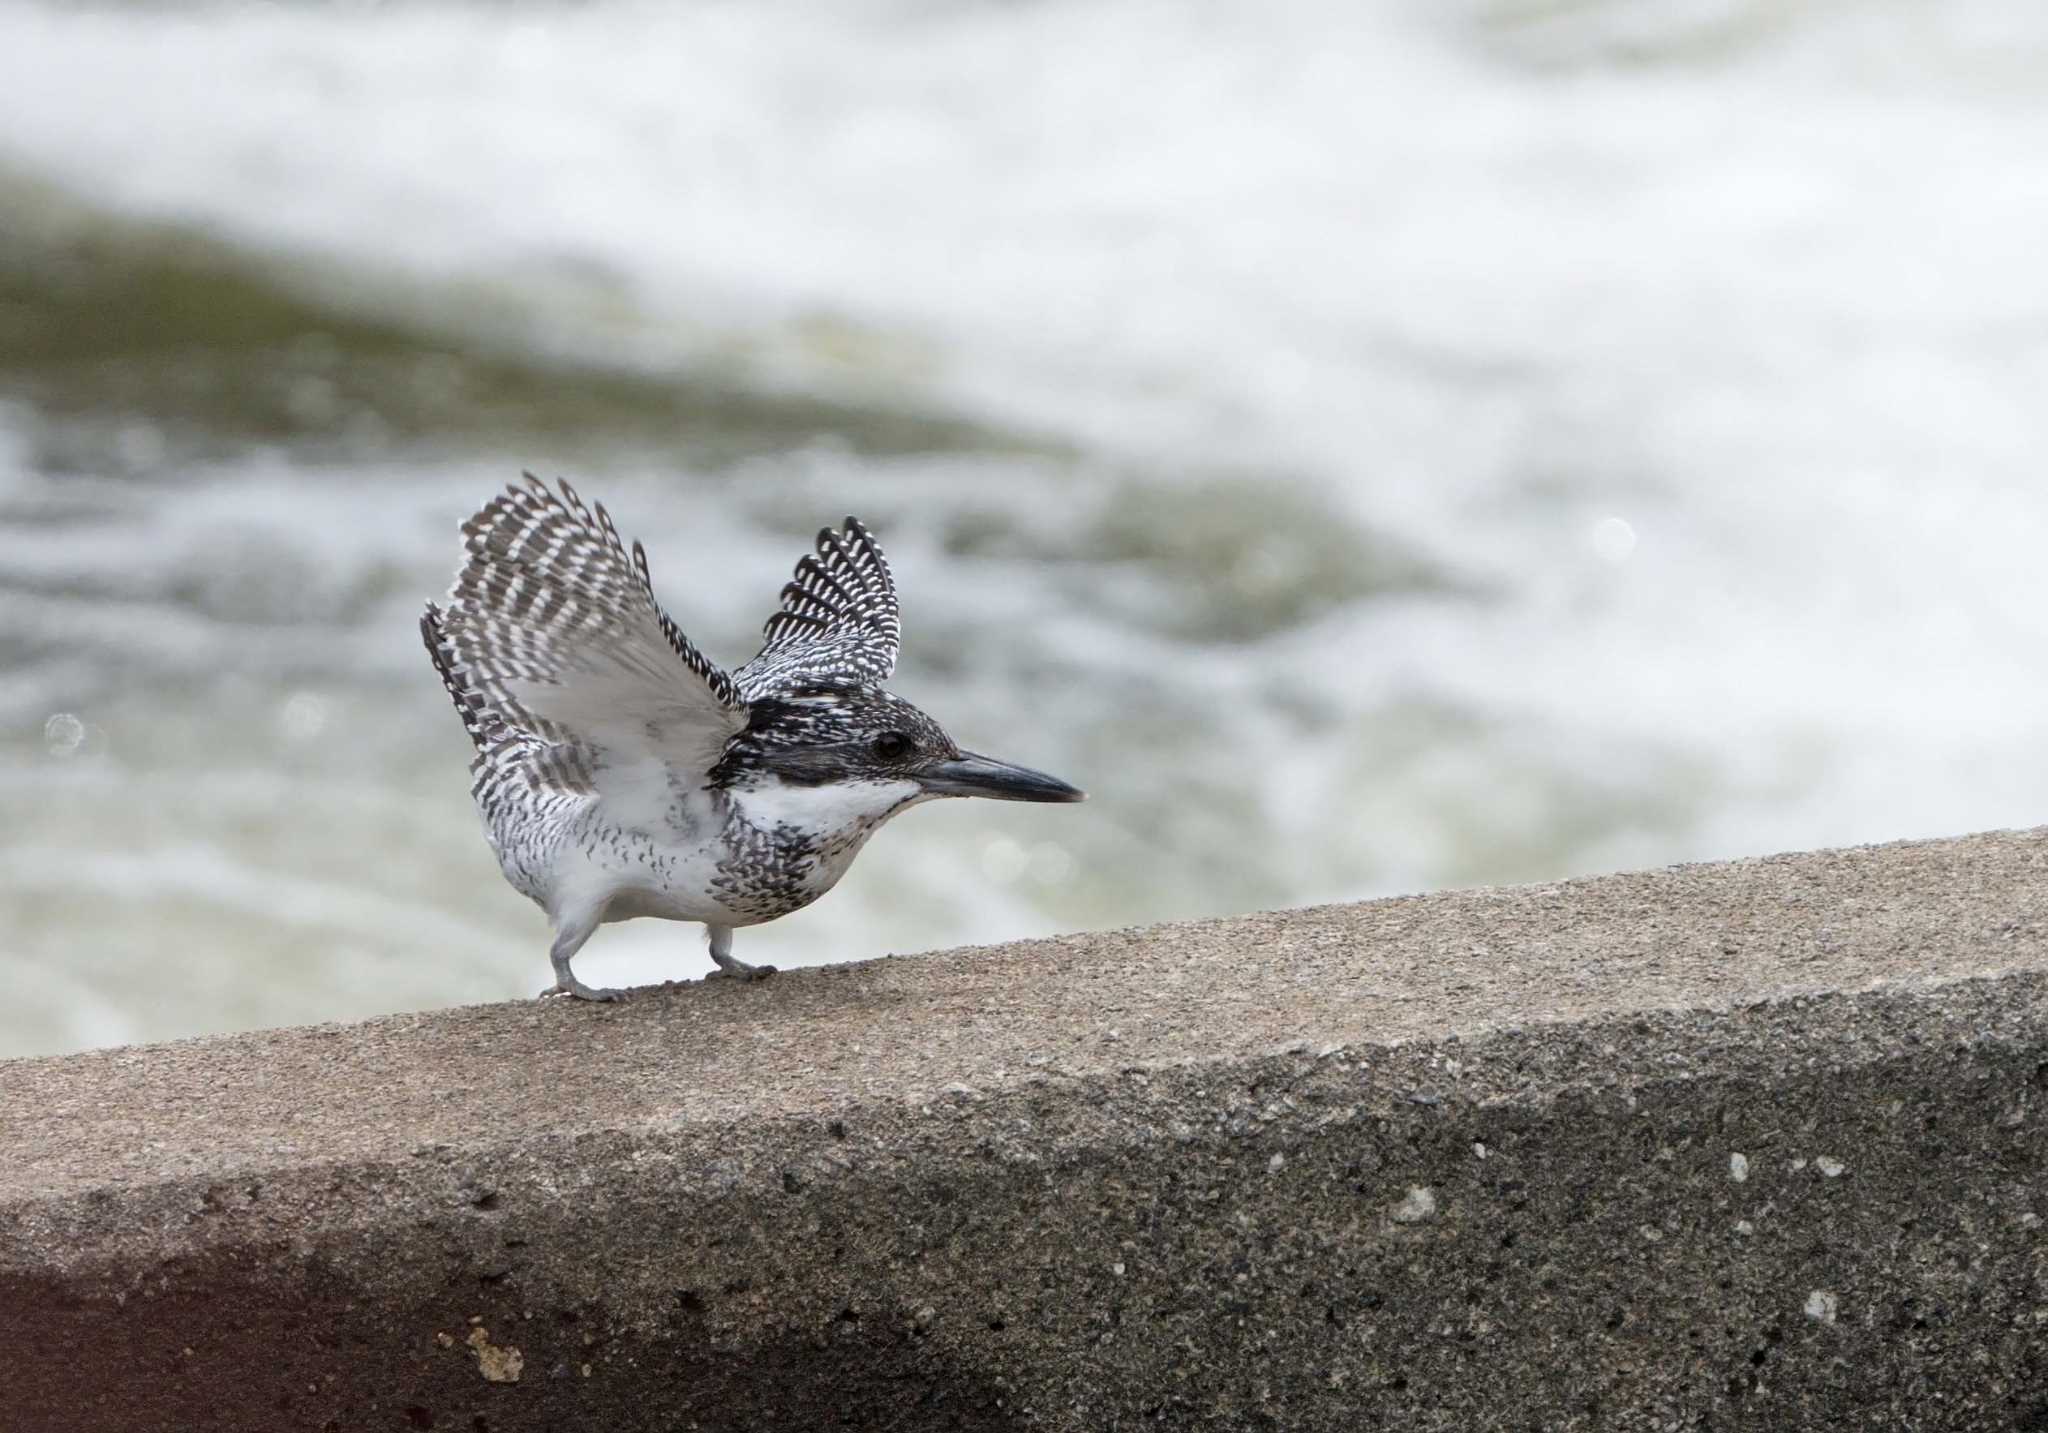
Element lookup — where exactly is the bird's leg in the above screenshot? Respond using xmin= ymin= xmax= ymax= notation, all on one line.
xmin=704 ymin=922 xmax=776 ymax=982
xmin=547 ymin=911 xmax=623 ymax=1002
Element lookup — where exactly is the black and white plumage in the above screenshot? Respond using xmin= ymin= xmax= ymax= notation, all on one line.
xmin=422 ymin=474 xmax=1084 ymax=1000
xmin=737 ymin=516 xmax=899 ymax=697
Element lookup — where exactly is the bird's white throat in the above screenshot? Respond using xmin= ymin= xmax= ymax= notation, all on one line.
xmin=729 ymin=774 xmax=927 ymax=837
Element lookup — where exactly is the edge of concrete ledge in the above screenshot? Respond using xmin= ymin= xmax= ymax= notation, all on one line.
xmin=4 ymin=829 xmax=2046 ymax=1430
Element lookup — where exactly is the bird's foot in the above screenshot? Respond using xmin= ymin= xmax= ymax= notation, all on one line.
xmin=543 ymin=977 xmax=626 ymax=1002
xmin=706 ymin=957 xmax=778 ymax=984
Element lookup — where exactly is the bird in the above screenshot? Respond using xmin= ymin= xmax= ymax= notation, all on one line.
xmin=420 ymin=474 xmax=1085 ymax=1000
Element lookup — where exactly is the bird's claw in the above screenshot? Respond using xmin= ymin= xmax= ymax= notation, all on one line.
xmin=543 ymin=981 xmax=626 ymax=1002
xmin=706 ymin=962 xmax=777 ymax=984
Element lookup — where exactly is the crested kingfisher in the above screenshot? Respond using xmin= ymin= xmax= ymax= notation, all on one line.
xmin=421 ymin=474 xmax=1085 ymax=1000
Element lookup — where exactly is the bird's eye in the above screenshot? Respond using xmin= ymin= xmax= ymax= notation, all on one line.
xmin=871 ymin=732 xmax=913 ymax=761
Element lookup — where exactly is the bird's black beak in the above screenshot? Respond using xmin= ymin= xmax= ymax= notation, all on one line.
xmin=919 ymin=751 xmax=1087 ymax=803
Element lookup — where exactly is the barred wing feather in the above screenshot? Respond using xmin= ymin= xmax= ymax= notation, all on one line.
xmin=437 ymin=475 xmax=747 ymax=791
xmin=736 ymin=516 xmax=900 ymax=698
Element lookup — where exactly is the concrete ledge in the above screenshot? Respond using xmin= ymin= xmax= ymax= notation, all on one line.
xmin=4 ymin=831 xmax=2047 ymax=1430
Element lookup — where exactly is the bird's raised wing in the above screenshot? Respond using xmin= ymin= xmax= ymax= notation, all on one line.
xmin=735 ymin=517 xmax=901 ymax=699
xmin=437 ymin=475 xmax=747 ymax=792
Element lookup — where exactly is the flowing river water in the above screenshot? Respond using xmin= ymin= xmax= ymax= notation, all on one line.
xmin=3 ymin=0 xmax=2046 ymax=1055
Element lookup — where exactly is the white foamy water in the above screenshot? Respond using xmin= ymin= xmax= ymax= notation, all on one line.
xmin=2 ymin=0 xmax=2046 ymax=1057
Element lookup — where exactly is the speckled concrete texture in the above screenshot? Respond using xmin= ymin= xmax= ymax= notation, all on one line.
xmin=3 ymin=830 xmax=2046 ymax=1430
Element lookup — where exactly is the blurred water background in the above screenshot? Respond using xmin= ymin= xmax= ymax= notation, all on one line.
xmin=3 ymin=0 xmax=2047 ymax=1058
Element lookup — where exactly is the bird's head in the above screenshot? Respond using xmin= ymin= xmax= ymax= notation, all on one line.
xmin=714 ymin=684 xmax=1085 ymax=822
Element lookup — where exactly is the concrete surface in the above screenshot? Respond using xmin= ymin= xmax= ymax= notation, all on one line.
xmin=3 ymin=829 xmax=2047 ymax=1431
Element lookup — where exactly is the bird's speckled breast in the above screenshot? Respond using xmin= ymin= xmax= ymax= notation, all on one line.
xmin=705 ymin=779 xmax=928 ymax=924
xmin=705 ymin=808 xmax=875 ymax=923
